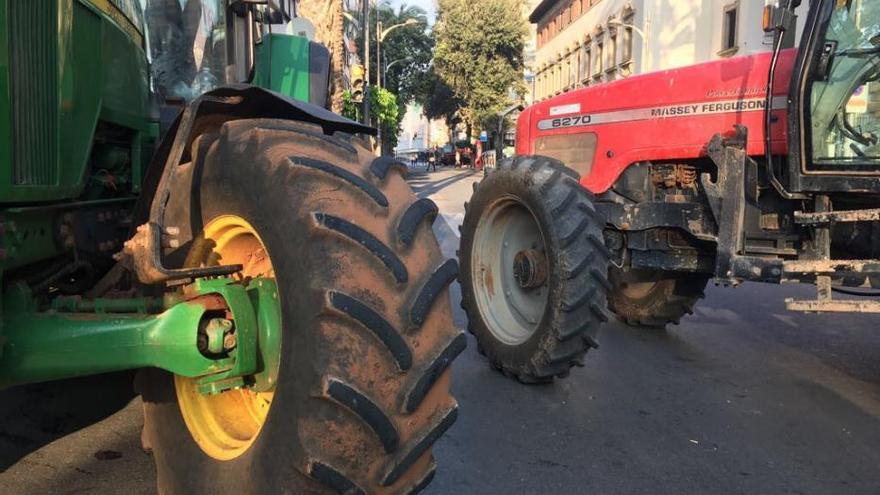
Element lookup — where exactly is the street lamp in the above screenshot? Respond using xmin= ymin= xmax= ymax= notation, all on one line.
xmin=607 ymin=19 xmax=649 ymax=73
xmin=607 ymin=19 xmax=646 ymax=40
xmin=373 ymin=18 xmax=418 ymax=155
xmin=361 ymin=0 xmax=371 ymax=126
xmin=383 ymin=57 xmax=412 ymax=85
xmin=524 ymin=73 xmax=536 ymax=105
xmin=342 ymin=11 xmax=360 ymax=28
xmin=376 ymin=18 xmax=418 ymax=90
xmin=496 ymin=103 xmax=525 ymax=164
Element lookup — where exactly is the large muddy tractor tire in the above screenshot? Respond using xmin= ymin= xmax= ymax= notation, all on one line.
xmin=138 ymin=120 xmax=463 ymax=494
xmin=459 ymin=155 xmax=611 ymax=383
xmin=608 ymin=268 xmax=709 ymax=328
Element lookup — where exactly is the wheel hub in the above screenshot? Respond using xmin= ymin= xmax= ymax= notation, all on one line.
xmin=513 ymin=249 xmax=547 ymax=289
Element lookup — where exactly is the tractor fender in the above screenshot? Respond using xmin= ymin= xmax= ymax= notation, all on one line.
xmin=131 ymin=85 xmax=376 ymax=276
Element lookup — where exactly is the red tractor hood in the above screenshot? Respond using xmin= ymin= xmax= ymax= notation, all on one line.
xmin=517 ymin=49 xmax=797 ymax=193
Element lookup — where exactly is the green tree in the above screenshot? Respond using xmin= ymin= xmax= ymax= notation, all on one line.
xmin=433 ymin=0 xmax=527 ymax=139
xmin=356 ymin=0 xmax=434 ymax=152
xmin=420 ymin=70 xmax=462 ymax=144
xmin=375 ymin=2 xmax=432 ymax=106
xmin=342 ymin=87 xmax=399 ymax=132
xmin=353 ymin=2 xmax=432 ymax=152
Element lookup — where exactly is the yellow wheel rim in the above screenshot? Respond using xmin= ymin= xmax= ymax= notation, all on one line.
xmin=175 ymin=215 xmax=277 ymax=461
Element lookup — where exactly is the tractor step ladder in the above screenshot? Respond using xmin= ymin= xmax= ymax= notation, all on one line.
xmin=784 ymin=207 xmax=880 ymax=313
xmin=793 ymin=208 xmax=880 ymax=225
xmin=784 ymin=274 xmax=880 ymax=313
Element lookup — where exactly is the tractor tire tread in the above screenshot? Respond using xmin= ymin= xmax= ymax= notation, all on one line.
xmin=608 ymin=269 xmax=709 ymax=329
xmin=142 ymin=119 xmax=458 ymax=495
xmin=397 ymin=198 xmax=439 ymax=247
xmin=460 ymin=155 xmax=610 ymax=383
xmin=315 ymin=213 xmax=409 ymax=283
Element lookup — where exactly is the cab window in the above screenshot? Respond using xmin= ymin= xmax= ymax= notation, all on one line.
xmin=808 ymin=0 xmax=880 ymax=168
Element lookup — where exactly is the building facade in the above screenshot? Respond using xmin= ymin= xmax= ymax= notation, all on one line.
xmin=531 ymin=0 xmax=804 ymax=102
xmin=395 ymin=103 xmax=453 ymax=154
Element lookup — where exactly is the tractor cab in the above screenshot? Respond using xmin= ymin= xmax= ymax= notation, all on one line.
xmin=144 ymin=0 xmax=330 ymax=108
xmin=781 ymin=0 xmax=880 ymax=192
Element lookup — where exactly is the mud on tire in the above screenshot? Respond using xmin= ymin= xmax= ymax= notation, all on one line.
xmin=459 ymin=155 xmax=611 ymax=383
xmin=608 ymin=268 xmax=709 ymax=328
xmin=139 ymin=119 xmax=463 ymax=494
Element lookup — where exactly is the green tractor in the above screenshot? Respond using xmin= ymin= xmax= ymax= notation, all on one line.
xmin=0 ymin=1 xmax=463 ymax=493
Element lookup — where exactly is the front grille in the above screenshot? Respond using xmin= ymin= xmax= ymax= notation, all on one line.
xmin=9 ymin=1 xmax=58 ymax=185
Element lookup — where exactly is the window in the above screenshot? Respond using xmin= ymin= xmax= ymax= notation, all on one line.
xmin=806 ymin=0 xmax=880 ymax=170
xmin=579 ymin=45 xmax=590 ymax=82
xmin=555 ymin=67 xmax=560 ymax=93
xmin=563 ymin=55 xmax=571 ymax=89
xmin=595 ymin=40 xmax=604 ymax=76
xmin=543 ymin=73 xmax=548 ymax=99
xmin=554 ymin=65 xmax=560 ymax=93
xmin=606 ymin=30 xmax=617 ymax=72
xmin=557 ymin=64 xmax=563 ymax=92
xmin=621 ymin=17 xmax=634 ymax=63
xmin=720 ymin=2 xmax=739 ymax=55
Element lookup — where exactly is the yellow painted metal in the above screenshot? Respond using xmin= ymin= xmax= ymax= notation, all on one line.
xmin=81 ymin=0 xmax=145 ymax=47
xmin=175 ymin=215 xmax=278 ymax=461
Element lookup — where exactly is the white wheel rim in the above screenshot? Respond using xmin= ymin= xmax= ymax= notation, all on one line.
xmin=471 ymin=196 xmax=548 ymax=345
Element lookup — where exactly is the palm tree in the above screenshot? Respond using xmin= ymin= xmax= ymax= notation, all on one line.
xmin=298 ymin=0 xmax=346 ymax=112
xmin=328 ymin=0 xmax=346 ymax=112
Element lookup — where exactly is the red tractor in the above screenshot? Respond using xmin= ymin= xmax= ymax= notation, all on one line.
xmin=459 ymin=0 xmax=880 ymax=382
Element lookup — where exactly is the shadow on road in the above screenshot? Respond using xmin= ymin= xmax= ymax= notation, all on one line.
xmin=408 ymin=168 xmax=479 ymax=197
xmin=0 ymin=371 xmax=137 ymax=471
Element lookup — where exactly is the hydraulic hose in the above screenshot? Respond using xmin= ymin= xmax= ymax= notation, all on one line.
xmin=832 ymin=286 xmax=880 ymax=297
xmin=764 ymin=11 xmax=809 ymax=201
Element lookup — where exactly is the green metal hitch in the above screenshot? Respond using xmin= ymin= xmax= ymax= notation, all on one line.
xmin=0 ymin=277 xmax=281 ymax=394
xmin=186 ymin=277 xmax=281 ymax=395
xmin=186 ymin=278 xmax=258 ymax=395
xmin=50 ymin=295 xmax=172 ymax=314
xmin=0 ymin=299 xmax=226 ymax=387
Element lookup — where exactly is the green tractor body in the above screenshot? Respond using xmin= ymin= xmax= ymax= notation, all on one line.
xmin=0 ymin=0 xmax=153 ymax=205
xmin=0 ymin=0 xmax=327 ymax=387
xmin=0 ymin=3 xmax=462 ymax=493
xmin=0 ymin=0 xmax=340 ymax=386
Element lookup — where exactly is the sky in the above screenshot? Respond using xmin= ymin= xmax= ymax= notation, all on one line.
xmin=386 ymin=0 xmax=436 ymax=24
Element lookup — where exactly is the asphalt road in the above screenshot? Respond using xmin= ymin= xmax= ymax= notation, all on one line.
xmin=1 ymin=166 xmax=879 ymax=494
